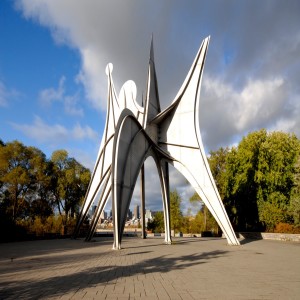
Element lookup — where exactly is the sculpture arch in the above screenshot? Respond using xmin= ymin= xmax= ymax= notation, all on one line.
xmin=74 ymin=36 xmax=240 ymax=248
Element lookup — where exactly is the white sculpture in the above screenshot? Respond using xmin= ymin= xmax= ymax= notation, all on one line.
xmin=74 ymin=36 xmax=240 ymax=248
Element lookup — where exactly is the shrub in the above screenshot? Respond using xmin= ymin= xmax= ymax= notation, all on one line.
xmin=274 ymin=222 xmax=300 ymax=233
xmin=274 ymin=222 xmax=294 ymax=233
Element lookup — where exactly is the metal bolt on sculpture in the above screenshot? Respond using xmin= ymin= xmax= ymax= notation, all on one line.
xmin=73 ymin=36 xmax=240 ymax=249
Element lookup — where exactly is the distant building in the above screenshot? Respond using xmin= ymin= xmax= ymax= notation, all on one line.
xmin=145 ymin=209 xmax=153 ymax=227
xmin=145 ymin=209 xmax=152 ymax=220
xmin=133 ymin=205 xmax=140 ymax=219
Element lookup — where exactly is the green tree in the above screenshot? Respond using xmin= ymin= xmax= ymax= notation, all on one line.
xmin=224 ymin=129 xmax=267 ymax=231
xmin=256 ymin=132 xmax=300 ymax=230
xmin=0 ymin=140 xmax=91 ymax=239
xmin=147 ymin=211 xmax=165 ymax=233
xmin=170 ymin=189 xmax=183 ymax=233
xmin=208 ymin=147 xmax=229 ymax=200
xmin=289 ymin=156 xmax=300 ymax=225
xmin=224 ymin=130 xmax=300 ymax=231
xmin=51 ymin=150 xmax=91 ymax=226
xmin=0 ymin=141 xmax=34 ymax=222
xmin=27 ymin=147 xmax=54 ymax=219
xmin=189 ymin=192 xmax=218 ymax=234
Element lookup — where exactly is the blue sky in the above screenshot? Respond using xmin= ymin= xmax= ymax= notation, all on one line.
xmin=0 ymin=1 xmax=103 ymax=169
xmin=1 ymin=0 xmax=300 ymax=213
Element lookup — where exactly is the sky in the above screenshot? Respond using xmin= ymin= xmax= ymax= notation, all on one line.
xmin=1 ymin=0 xmax=300 ymax=215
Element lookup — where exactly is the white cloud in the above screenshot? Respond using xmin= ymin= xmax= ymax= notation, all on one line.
xmin=64 ymin=94 xmax=84 ymax=116
xmin=201 ymin=76 xmax=294 ymax=150
xmin=237 ymin=78 xmax=286 ymax=130
xmin=15 ymin=1 xmax=174 ymax=110
xmin=39 ymin=76 xmax=84 ymax=116
xmin=11 ymin=116 xmax=98 ymax=144
xmin=75 ymin=48 xmax=107 ymax=110
xmin=72 ymin=123 xmax=98 ymax=140
xmin=270 ymin=119 xmax=297 ymax=134
xmin=39 ymin=76 xmax=65 ymax=105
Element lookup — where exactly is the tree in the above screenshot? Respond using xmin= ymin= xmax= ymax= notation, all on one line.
xmin=51 ymin=150 xmax=91 ymax=226
xmin=256 ymin=132 xmax=300 ymax=230
xmin=0 ymin=141 xmax=57 ymax=230
xmin=190 ymin=211 xmax=206 ymax=233
xmin=26 ymin=147 xmax=54 ymax=219
xmin=223 ymin=130 xmax=300 ymax=231
xmin=289 ymin=156 xmax=300 ymax=225
xmin=208 ymin=147 xmax=229 ymax=200
xmin=170 ymin=189 xmax=183 ymax=233
xmin=189 ymin=192 xmax=218 ymax=234
xmin=0 ymin=139 xmax=92 ymax=239
xmin=147 ymin=211 xmax=165 ymax=233
xmin=0 ymin=141 xmax=33 ymax=223
xmin=224 ymin=129 xmax=267 ymax=231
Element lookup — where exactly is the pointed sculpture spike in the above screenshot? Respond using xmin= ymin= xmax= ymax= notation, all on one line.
xmin=143 ymin=35 xmax=161 ymax=127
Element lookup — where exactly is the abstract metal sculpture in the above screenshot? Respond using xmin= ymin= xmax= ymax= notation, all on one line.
xmin=74 ymin=36 xmax=240 ymax=248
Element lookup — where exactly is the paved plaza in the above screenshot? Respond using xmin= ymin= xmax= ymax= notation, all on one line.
xmin=0 ymin=237 xmax=299 ymax=299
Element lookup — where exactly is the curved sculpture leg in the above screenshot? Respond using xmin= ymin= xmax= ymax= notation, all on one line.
xmin=73 ymin=165 xmax=111 ymax=238
xmin=85 ymin=173 xmax=111 ymax=241
xmin=140 ymin=164 xmax=146 ymax=239
xmin=156 ymin=160 xmax=171 ymax=244
xmin=73 ymin=64 xmax=120 ymax=239
xmin=154 ymin=37 xmax=239 ymax=245
xmin=150 ymin=155 xmax=172 ymax=244
xmin=112 ymin=111 xmax=152 ymax=249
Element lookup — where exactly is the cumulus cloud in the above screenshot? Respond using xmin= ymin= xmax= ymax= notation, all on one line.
xmin=15 ymin=1 xmax=180 ymax=109
xmin=200 ymin=76 xmax=294 ymax=151
xmin=11 ymin=116 xmax=98 ymax=144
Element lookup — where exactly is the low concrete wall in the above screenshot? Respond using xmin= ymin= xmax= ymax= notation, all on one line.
xmin=147 ymin=233 xmax=203 ymax=238
xmin=238 ymin=232 xmax=300 ymax=242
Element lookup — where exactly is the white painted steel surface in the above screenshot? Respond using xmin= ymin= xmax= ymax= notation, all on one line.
xmin=74 ymin=36 xmax=240 ymax=248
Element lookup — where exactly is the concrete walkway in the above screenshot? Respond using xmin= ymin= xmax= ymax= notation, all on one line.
xmin=0 ymin=237 xmax=299 ymax=299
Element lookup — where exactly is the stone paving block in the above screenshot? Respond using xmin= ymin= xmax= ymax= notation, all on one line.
xmin=178 ymin=292 xmax=194 ymax=300
xmin=114 ymin=284 xmax=126 ymax=294
xmin=72 ymin=290 xmax=87 ymax=299
xmin=104 ymin=293 xmax=129 ymax=299
xmin=123 ymin=284 xmax=135 ymax=294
